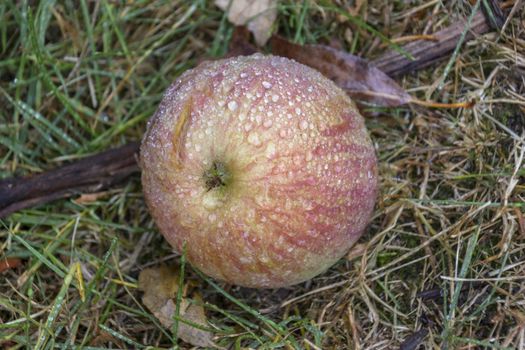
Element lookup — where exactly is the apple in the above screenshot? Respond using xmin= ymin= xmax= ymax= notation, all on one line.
xmin=140 ymin=54 xmax=377 ymax=288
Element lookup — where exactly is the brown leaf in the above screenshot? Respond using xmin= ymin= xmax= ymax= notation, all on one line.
xmin=227 ymin=26 xmax=259 ymax=57
xmin=138 ymin=266 xmax=214 ymax=348
xmin=215 ymin=0 xmax=277 ymax=45
xmin=270 ymin=36 xmax=412 ymax=107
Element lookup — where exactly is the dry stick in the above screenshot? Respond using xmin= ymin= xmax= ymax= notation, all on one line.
xmin=0 ymin=142 xmax=140 ymax=218
xmin=0 ymin=5 xmax=505 ymax=219
xmin=371 ymin=1 xmax=505 ymax=77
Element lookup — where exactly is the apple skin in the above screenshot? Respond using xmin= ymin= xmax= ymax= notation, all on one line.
xmin=140 ymin=54 xmax=377 ymax=288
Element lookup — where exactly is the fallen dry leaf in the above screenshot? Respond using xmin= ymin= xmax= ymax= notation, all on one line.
xmin=138 ymin=266 xmax=214 ymax=348
xmin=215 ymin=0 xmax=277 ymax=45
xmin=270 ymin=36 xmax=412 ymax=107
xmin=226 ymin=26 xmax=259 ymax=57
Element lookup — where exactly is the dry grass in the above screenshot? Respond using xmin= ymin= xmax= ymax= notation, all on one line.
xmin=1 ymin=1 xmax=524 ymax=349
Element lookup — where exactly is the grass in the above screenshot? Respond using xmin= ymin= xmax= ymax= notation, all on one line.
xmin=1 ymin=0 xmax=525 ymax=348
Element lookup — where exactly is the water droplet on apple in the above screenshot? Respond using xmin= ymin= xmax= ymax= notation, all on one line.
xmin=263 ymin=119 xmax=273 ymax=128
xmin=299 ymin=120 xmax=308 ymax=130
xmin=240 ymin=72 xmax=248 ymax=78
xmin=247 ymin=132 xmax=261 ymax=146
xmin=305 ymin=151 xmax=313 ymax=161
xmin=295 ymin=107 xmax=302 ymax=115
xmin=228 ymin=100 xmax=238 ymax=111
xmin=202 ymin=192 xmax=222 ymax=209
xmin=244 ymin=122 xmax=253 ymax=132
xmin=262 ymin=81 xmax=272 ymax=89
xmin=208 ymin=213 xmax=217 ymax=222
xmin=265 ymin=142 xmax=276 ymax=158
xmin=272 ymin=94 xmax=279 ymax=102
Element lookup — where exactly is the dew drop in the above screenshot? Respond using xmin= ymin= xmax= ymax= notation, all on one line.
xmin=263 ymin=119 xmax=273 ymax=128
xmin=208 ymin=213 xmax=217 ymax=222
xmin=244 ymin=122 xmax=253 ymax=132
xmin=228 ymin=100 xmax=238 ymax=111
xmin=272 ymin=94 xmax=279 ymax=102
xmin=202 ymin=193 xmax=222 ymax=209
xmin=295 ymin=107 xmax=302 ymax=115
xmin=262 ymin=81 xmax=272 ymax=89
xmin=279 ymin=129 xmax=288 ymax=138
xmin=305 ymin=151 xmax=313 ymax=161
xmin=265 ymin=142 xmax=276 ymax=158
xmin=299 ymin=120 xmax=308 ymax=130
xmin=240 ymin=72 xmax=248 ymax=78
xmin=248 ymin=132 xmax=262 ymax=146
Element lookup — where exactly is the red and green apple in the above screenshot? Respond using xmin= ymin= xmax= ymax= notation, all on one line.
xmin=141 ymin=54 xmax=377 ymax=288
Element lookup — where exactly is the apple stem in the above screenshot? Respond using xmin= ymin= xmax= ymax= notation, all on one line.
xmin=203 ymin=161 xmax=231 ymax=191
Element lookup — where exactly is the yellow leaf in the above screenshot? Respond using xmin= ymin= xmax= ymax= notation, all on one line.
xmin=138 ymin=266 xmax=215 ymax=347
xmin=215 ymin=0 xmax=277 ymax=45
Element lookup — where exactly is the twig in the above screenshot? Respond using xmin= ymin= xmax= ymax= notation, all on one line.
xmin=371 ymin=2 xmax=505 ymax=77
xmin=399 ymin=328 xmax=429 ymax=350
xmin=0 ymin=142 xmax=140 ymax=218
